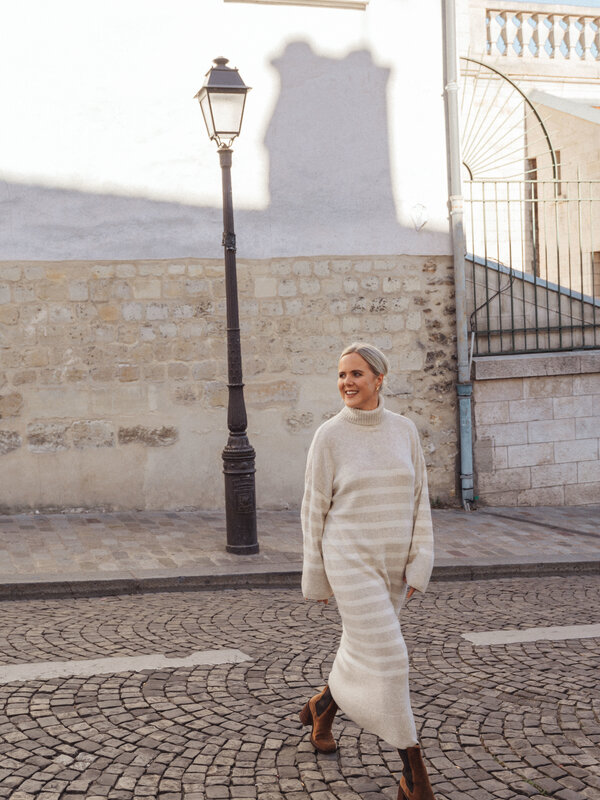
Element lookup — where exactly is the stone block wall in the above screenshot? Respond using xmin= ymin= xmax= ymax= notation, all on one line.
xmin=0 ymin=256 xmax=458 ymax=511
xmin=473 ymin=351 xmax=600 ymax=506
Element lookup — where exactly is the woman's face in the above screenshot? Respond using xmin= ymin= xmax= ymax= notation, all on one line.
xmin=338 ymin=352 xmax=383 ymax=411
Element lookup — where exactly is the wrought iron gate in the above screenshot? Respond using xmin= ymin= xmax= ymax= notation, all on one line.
xmin=465 ymin=178 xmax=600 ymax=356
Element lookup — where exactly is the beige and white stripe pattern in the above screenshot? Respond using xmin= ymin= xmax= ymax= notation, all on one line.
xmin=301 ymin=398 xmax=434 ymax=748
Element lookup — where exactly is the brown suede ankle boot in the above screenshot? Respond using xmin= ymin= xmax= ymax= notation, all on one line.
xmin=397 ymin=745 xmax=435 ymax=800
xmin=299 ymin=685 xmax=338 ymax=753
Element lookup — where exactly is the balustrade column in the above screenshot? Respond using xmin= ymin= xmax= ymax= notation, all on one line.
xmin=536 ymin=14 xmax=551 ymax=60
xmin=509 ymin=12 xmax=524 ymax=57
xmin=489 ymin=11 xmax=507 ymax=56
xmin=581 ymin=18 xmax=595 ymax=62
xmin=524 ymin=14 xmax=540 ymax=59
xmin=548 ymin=14 xmax=562 ymax=59
xmin=564 ymin=16 xmax=580 ymax=60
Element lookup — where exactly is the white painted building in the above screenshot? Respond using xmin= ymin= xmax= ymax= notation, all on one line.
xmin=0 ymin=0 xmax=451 ymax=261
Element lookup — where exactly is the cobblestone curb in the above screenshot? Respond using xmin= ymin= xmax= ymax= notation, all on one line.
xmin=1 ymin=558 xmax=599 ymax=601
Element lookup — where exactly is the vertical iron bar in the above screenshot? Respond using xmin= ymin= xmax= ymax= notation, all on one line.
xmin=519 ymin=180 xmax=527 ymax=353
xmin=495 ymin=180 xmax=503 ymax=353
xmin=564 ymin=175 xmax=575 ymax=350
xmin=542 ymin=180 xmax=550 ymax=351
xmin=577 ymin=170 xmax=585 ymax=348
xmin=469 ymin=182 xmax=479 ymax=355
xmin=531 ymin=175 xmax=548 ymax=350
xmin=553 ymin=177 xmax=561 ymax=350
xmin=506 ymin=181 xmax=516 ymax=352
xmin=526 ymin=178 xmax=541 ymax=351
xmin=482 ymin=182 xmax=491 ymax=354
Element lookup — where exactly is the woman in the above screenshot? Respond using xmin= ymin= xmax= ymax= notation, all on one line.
xmin=300 ymin=342 xmax=436 ymax=800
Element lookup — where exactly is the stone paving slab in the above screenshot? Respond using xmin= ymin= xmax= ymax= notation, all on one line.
xmin=462 ymin=622 xmax=600 ymax=646
xmin=0 ymin=649 xmax=252 ymax=684
xmin=0 ymin=506 xmax=598 ymax=600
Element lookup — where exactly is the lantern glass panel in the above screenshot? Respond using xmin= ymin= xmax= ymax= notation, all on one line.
xmin=209 ymin=91 xmax=246 ymax=137
xmin=199 ymin=91 xmax=215 ymax=139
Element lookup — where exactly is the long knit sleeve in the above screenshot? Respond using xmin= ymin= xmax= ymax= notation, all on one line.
xmin=404 ymin=430 xmax=434 ymax=594
xmin=301 ymin=429 xmax=334 ymax=600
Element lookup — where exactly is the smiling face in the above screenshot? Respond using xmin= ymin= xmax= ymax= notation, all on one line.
xmin=338 ymin=352 xmax=383 ymax=411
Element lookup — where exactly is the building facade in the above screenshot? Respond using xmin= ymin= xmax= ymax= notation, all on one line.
xmin=1 ymin=0 xmax=598 ymax=512
xmin=460 ymin=0 xmax=600 ymax=506
xmin=0 ymin=0 xmax=459 ymax=511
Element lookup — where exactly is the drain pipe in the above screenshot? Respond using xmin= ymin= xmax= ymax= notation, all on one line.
xmin=442 ymin=0 xmax=474 ymax=510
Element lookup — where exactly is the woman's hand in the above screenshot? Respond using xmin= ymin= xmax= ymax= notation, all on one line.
xmin=403 ymin=577 xmax=416 ymax=601
xmin=304 ymin=598 xmax=329 ymax=604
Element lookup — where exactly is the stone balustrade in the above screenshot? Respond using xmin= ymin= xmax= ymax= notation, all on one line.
xmin=487 ymin=8 xmax=600 ymax=60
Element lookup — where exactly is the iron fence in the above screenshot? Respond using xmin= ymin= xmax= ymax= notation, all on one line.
xmin=465 ymin=178 xmax=600 ymax=356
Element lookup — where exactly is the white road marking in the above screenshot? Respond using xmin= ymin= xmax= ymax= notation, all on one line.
xmin=0 ymin=649 xmax=252 ymax=684
xmin=462 ymin=624 xmax=600 ymax=646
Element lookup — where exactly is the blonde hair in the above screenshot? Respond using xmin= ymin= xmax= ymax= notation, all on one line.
xmin=340 ymin=342 xmax=389 ymax=382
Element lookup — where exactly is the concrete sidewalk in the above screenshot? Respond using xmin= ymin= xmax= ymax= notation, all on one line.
xmin=0 ymin=504 xmax=598 ymax=600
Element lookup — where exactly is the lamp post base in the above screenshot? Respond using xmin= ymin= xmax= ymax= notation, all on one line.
xmin=223 ymin=435 xmax=259 ymax=555
xmin=225 ymin=542 xmax=259 ymax=555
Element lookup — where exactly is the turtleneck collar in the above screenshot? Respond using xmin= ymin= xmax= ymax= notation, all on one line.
xmin=340 ymin=395 xmax=385 ymax=427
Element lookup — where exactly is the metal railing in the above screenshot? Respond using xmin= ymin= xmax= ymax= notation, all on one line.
xmin=465 ymin=178 xmax=600 ymax=355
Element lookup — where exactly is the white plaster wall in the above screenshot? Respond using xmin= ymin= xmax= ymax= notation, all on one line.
xmin=0 ymin=0 xmax=451 ymax=260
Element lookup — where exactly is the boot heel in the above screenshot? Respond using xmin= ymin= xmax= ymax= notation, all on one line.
xmin=299 ymin=703 xmax=312 ymax=726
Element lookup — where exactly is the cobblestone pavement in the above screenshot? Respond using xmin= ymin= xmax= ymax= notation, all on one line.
xmin=0 ymin=576 xmax=599 ymax=800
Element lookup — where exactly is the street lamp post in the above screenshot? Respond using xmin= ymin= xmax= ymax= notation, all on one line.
xmin=195 ymin=57 xmax=258 ymax=555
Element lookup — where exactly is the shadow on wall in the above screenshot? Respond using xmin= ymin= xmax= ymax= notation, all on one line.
xmin=0 ymin=42 xmax=407 ymax=261
xmin=265 ymin=42 xmax=399 ymax=255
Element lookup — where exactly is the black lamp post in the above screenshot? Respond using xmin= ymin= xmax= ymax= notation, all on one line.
xmin=195 ymin=57 xmax=258 ymax=555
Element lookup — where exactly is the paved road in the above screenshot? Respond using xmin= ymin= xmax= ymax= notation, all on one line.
xmin=0 ymin=576 xmax=599 ymax=800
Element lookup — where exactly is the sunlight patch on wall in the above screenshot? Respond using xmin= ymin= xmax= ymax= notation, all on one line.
xmin=0 ymin=0 xmax=370 ymax=212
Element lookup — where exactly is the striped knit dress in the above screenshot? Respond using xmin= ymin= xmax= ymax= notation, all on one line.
xmin=301 ymin=397 xmax=434 ymax=749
